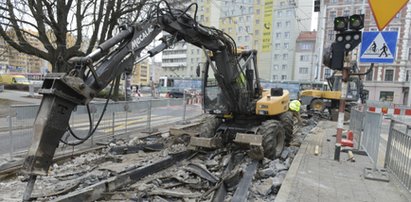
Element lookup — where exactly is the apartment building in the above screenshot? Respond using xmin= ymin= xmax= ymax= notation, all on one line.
xmin=294 ymin=31 xmax=317 ymax=81
xmin=160 ymin=0 xmax=313 ymax=82
xmin=0 ymin=30 xmax=45 ymax=74
xmin=319 ymin=0 xmax=411 ymax=104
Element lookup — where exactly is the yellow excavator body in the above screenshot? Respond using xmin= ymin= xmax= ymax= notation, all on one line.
xmin=256 ymin=89 xmax=290 ymax=116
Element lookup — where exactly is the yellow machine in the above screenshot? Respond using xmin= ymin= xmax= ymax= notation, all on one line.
xmin=299 ymin=72 xmax=368 ymax=112
xmin=0 ymin=74 xmax=30 ymax=85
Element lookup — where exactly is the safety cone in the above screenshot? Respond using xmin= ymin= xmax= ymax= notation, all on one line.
xmin=347 ymin=130 xmax=354 ymax=141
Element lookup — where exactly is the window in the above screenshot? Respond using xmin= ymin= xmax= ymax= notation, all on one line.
xmin=343 ymin=10 xmax=350 ymax=16
xmin=273 ymin=75 xmax=278 ymax=80
xmin=299 ymin=67 xmax=309 ymax=74
xmin=379 ymin=91 xmax=394 ymax=102
xmin=324 ymin=68 xmax=332 ymax=77
xmin=285 ymin=21 xmax=291 ymax=28
xmin=284 ymin=32 xmax=290 ymax=39
xmin=277 ymin=11 xmax=282 ymax=17
xmin=273 ymin=65 xmax=279 ymax=70
xmin=282 ymin=64 xmax=287 ymax=70
xmin=281 ymin=75 xmax=287 ymax=80
xmin=274 ymin=54 xmax=280 ymax=60
xmin=286 ymin=10 xmax=292 ymax=16
xmin=275 ymin=43 xmax=281 ymax=49
xmin=407 ymin=70 xmax=410 ymax=81
xmin=366 ymin=68 xmax=373 ymax=81
xmin=328 ymin=30 xmax=334 ymax=41
xmin=276 ymin=32 xmax=282 ymax=39
xmin=256 ymin=19 xmax=260 ymax=24
xmin=329 ymin=11 xmax=336 ymax=19
xmin=277 ymin=22 xmax=282 ymax=28
xmin=384 ymin=69 xmax=394 ymax=81
xmin=283 ymin=54 xmax=288 ymax=60
xmin=300 ymin=55 xmax=309 ymax=61
xmin=301 ymin=43 xmax=311 ymax=50
xmin=284 ymin=43 xmax=289 ymax=49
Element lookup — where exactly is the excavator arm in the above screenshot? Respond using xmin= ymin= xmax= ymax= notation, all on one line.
xmin=22 ymin=1 xmax=258 ymax=200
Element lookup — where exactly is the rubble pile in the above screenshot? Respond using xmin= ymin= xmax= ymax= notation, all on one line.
xmin=0 ymin=113 xmax=319 ymax=201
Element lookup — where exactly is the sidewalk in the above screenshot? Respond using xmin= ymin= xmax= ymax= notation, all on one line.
xmin=276 ymin=121 xmax=411 ymax=202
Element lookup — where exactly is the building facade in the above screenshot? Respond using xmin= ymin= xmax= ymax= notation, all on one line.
xmin=0 ymin=30 xmax=45 ymax=74
xmin=294 ymin=31 xmax=317 ymax=81
xmin=160 ymin=0 xmax=313 ymax=82
xmin=319 ymin=0 xmax=411 ymax=104
xmin=131 ymin=61 xmax=150 ymax=87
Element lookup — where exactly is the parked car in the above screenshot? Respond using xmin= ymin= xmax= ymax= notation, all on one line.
xmin=166 ymin=89 xmax=190 ymax=98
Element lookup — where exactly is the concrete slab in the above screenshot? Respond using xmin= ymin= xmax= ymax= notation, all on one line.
xmin=276 ymin=121 xmax=411 ymax=202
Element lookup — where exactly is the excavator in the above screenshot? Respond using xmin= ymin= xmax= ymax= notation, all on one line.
xmin=299 ymin=66 xmax=369 ymax=119
xmin=21 ymin=1 xmax=293 ymax=200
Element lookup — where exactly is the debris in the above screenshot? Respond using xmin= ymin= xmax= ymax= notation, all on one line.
xmin=256 ymin=178 xmax=274 ymax=196
xmin=258 ymin=168 xmax=276 ymax=179
xmin=232 ymin=160 xmax=259 ymax=202
xmin=314 ymin=145 xmax=319 ymax=155
xmin=184 ymin=163 xmax=219 ymax=184
xmin=32 ymin=181 xmax=80 ymax=199
xmin=148 ymin=188 xmax=202 ymax=198
xmin=109 ymin=143 xmax=164 ymax=155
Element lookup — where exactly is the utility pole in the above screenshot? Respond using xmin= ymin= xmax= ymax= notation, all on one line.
xmin=323 ymin=15 xmax=364 ymax=159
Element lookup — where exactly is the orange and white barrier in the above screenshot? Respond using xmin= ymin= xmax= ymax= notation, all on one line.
xmin=366 ymin=100 xmax=411 ymax=116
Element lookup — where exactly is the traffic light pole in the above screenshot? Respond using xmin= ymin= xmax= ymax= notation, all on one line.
xmin=334 ymin=55 xmax=349 ymax=161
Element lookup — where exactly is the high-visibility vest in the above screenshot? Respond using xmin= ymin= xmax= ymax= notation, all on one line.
xmin=289 ymin=100 xmax=301 ymax=112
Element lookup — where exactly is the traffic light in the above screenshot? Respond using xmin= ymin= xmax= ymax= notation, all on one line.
xmin=349 ymin=14 xmax=364 ymax=30
xmin=325 ymin=31 xmax=362 ymax=70
xmin=325 ymin=14 xmax=364 ymax=70
xmin=314 ymin=0 xmax=320 ymax=12
xmin=334 ymin=17 xmax=349 ymax=32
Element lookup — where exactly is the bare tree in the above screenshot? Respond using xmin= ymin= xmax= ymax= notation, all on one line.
xmin=0 ymin=0 xmax=156 ymax=73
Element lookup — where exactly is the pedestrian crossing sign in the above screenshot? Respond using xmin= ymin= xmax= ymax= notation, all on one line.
xmin=359 ymin=31 xmax=398 ymax=63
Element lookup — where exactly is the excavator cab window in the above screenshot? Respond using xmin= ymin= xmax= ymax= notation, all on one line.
xmin=202 ymin=62 xmax=229 ymax=114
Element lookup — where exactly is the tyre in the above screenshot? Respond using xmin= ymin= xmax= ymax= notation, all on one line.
xmin=310 ymin=99 xmax=326 ymax=112
xmin=199 ymin=115 xmax=221 ymax=138
xmin=279 ymin=111 xmax=294 ymax=144
xmin=259 ymin=120 xmax=285 ymax=159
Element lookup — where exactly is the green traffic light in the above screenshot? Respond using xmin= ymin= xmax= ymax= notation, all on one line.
xmin=349 ymin=14 xmax=364 ymax=30
xmin=334 ymin=17 xmax=348 ymax=32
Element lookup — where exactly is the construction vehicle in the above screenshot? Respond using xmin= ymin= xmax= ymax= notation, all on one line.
xmin=299 ymin=71 xmax=368 ymax=113
xmin=21 ymin=1 xmax=293 ymax=200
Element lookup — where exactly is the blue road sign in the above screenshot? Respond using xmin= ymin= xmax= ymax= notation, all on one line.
xmin=359 ymin=31 xmax=398 ymax=63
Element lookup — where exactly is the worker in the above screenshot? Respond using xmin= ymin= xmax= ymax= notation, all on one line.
xmin=289 ymin=99 xmax=302 ymax=125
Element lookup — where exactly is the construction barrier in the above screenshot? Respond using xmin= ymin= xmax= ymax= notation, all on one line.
xmin=385 ymin=119 xmax=411 ymax=191
xmin=366 ymin=100 xmax=411 ymax=116
xmin=349 ymin=107 xmax=365 ymax=150
xmin=361 ymin=111 xmax=383 ymax=170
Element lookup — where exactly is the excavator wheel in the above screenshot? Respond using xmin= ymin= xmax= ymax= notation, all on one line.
xmin=279 ymin=111 xmax=294 ymax=144
xmin=259 ymin=120 xmax=285 ymax=159
xmin=310 ymin=99 xmax=326 ymax=112
xmin=199 ymin=114 xmax=221 ymax=138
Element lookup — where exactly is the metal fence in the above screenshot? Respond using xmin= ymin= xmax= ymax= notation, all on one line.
xmin=349 ymin=107 xmax=365 ymax=150
xmin=361 ymin=111 xmax=383 ymax=170
xmin=385 ymin=119 xmax=411 ymax=191
xmin=1 ymin=97 xmax=203 ymax=160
